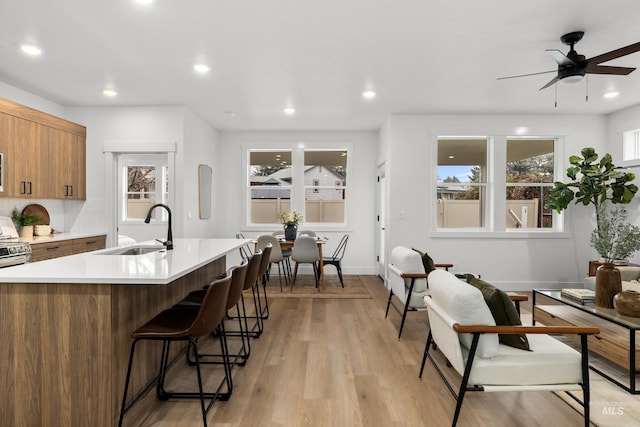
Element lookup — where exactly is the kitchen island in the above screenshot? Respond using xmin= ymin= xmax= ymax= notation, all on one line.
xmin=0 ymin=238 xmax=247 ymax=427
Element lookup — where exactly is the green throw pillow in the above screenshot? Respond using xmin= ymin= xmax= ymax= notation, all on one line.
xmin=466 ymin=276 xmax=531 ymax=351
xmin=412 ymin=248 xmax=436 ymax=273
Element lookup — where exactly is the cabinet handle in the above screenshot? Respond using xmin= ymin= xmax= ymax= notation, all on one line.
xmin=29 ymin=182 xmax=32 ymax=195
xmin=69 ymin=185 xmax=73 ymax=197
xmin=85 ymin=241 xmax=96 ymax=245
xmin=46 ymin=246 xmax=60 ymax=250
xmin=21 ymin=181 xmax=26 ymax=195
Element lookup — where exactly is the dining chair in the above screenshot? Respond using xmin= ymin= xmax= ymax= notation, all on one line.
xmin=272 ymin=231 xmax=292 ymax=278
xmin=257 ymin=234 xmax=288 ymax=291
xmin=298 ymin=230 xmax=316 ymax=237
xmin=291 ymin=235 xmax=320 ymax=290
xmin=320 ymin=234 xmax=348 ymax=287
xmin=236 ymin=232 xmax=253 ymax=258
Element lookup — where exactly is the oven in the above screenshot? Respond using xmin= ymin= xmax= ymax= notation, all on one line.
xmin=0 ymin=241 xmax=31 ymax=267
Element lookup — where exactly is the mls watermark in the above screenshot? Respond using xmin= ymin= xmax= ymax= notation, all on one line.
xmin=595 ymin=400 xmax=637 ymax=416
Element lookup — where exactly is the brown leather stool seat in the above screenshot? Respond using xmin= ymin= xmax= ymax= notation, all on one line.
xmin=118 ymin=274 xmax=232 ymax=427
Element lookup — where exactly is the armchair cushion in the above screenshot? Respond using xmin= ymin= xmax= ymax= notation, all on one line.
xmin=466 ymin=276 xmax=530 ymax=351
xmin=463 ymin=334 xmax=582 ymax=386
xmin=428 ymin=270 xmax=499 ymax=358
xmin=412 ymin=248 xmax=436 ymax=273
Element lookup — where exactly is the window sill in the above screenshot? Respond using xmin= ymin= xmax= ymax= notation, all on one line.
xmin=429 ymin=230 xmax=571 ymax=239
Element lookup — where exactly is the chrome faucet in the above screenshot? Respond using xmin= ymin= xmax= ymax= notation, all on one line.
xmin=144 ymin=203 xmax=173 ymax=250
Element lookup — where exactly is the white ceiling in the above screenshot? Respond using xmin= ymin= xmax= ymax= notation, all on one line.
xmin=2 ymin=0 xmax=640 ymax=131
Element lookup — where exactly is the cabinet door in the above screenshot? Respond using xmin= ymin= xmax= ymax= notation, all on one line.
xmin=71 ymin=135 xmax=86 ymax=200
xmin=7 ymin=116 xmax=48 ymax=198
xmin=48 ymin=128 xmax=86 ymax=200
xmin=0 ymin=113 xmax=17 ymax=196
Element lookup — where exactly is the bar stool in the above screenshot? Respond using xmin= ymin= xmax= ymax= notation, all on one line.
xmin=118 ymin=274 xmax=232 ymax=427
xmin=176 ymin=260 xmax=250 ymax=377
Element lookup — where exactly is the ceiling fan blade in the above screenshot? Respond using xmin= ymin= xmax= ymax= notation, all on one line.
xmin=586 ymin=64 xmax=636 ymax=75
xmin=539 ymin=76 xmax=559 ymax=90
xmin=546 ymin=49 xmax=575 ymax=66
xmin=587 ymin=41 xmax=640 ymax=65
xmin=497 ymin=70 xmax=556 ymax=80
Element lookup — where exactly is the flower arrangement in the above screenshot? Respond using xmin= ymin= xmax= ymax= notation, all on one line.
xmin=590 ymin=203 xmax=640 ymax=263
xmin=278 ymin=210 xmax=303 ymax=226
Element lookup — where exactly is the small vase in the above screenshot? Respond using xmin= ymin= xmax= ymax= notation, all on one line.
xmin=614 ymin=290 xmax=640 ymax=317
xmin=595 ymin=262 xmax=622 ymax=308
xmin=284 ymin=224 xmax=297 ymax=241
xmin=19 ymin=225 xmax=33 ymax=238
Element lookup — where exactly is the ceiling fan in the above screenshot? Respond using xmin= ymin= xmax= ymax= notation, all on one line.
xmin=498 ymin=31 xmax=640 ymax=90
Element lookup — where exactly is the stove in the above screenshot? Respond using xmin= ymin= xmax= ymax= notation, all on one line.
xmin=0 ymin=241 xmax=31 ymax=267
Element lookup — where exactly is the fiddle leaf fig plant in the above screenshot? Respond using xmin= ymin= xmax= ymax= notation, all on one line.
xmin=547 ymin=147 xmax=638 ymax=232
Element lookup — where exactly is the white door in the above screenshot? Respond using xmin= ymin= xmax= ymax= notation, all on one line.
xmin=377 ymin=163 xmax=387 ymax=277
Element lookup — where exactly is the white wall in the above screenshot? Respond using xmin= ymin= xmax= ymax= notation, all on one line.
xmin=380 ymin=113 xmax=608 ymax=290
xmin=217 ymin=131 xmax=378 ymax=275
xmin=606 ymin=104 xmax=640 ymax=264
xmin=182 ymin=108 xmax=220 ymax=238
xmin=64 ymin=105 xmax=218 ymax=244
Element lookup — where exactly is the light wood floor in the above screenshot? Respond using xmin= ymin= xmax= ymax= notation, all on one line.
xmin=120 ymin=275 xmax=588 ymax=427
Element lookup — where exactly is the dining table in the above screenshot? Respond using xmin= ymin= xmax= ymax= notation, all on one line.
xmin=254 ymin=237 xmax=327 ymax=289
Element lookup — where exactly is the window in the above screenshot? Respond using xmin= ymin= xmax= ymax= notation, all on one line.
xmin=249 ymin=150 xmax=292 ymax=224
xmin=506 ymin=139 xmax=554 ymax=229
xmin=623 ymin=128 xmax=640 ymax=162
xmin=247 ymin=147 xmax=348 ymax=226
xmin=436 ymin=135 xmax=560 ymax=232
xmin=437 ymin=138 xmax=488 ymax=228
xmin=304 ymin=150 xmax=347 ymax=224
xmin=119 ymin=154 xmax=169 ymax=221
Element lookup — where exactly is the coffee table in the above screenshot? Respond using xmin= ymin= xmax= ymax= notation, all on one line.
xmin=533 ymin=289 xmax=640 ymax=394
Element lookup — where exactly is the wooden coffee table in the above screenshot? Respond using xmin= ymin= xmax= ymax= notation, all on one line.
xmin=533 ymin=289 xmax=640 ymax=394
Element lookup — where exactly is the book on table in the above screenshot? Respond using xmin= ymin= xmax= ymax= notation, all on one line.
xmin=561 ymin=288 xmax=595 ymax=304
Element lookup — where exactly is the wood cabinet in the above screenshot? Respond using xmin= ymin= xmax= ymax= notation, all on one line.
xmin=49 ymin=127 xmax=86 ymax=199
xmin=71 ymin=235 xmax=106 ymax=255
xmin=30 ymin=235 xmax=106 ymax=262
xmin=0 ymin=97 xmax=86 ymax=200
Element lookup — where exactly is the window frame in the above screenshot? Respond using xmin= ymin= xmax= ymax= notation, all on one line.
xmin=119 ymin=153 xmax=170 ymax=223
xmin=243 ymin=142 xmax=352 ymax=231
xmin=430 ymin=133 xmax=568 ymax=239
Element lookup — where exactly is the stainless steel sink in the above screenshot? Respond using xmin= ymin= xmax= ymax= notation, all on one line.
xmin=97 ymin=246 xmax=165 ymax=255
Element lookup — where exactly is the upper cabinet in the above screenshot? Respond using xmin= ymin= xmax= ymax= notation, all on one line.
xmin=0 ymin=98 xmax=86 ymax=200
xmin=49 ymin=127 xmax=86 ymax=199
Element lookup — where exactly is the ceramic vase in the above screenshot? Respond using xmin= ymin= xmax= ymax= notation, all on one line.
xmin=284 ymin=224 xmax=297 ymax=241
xmin=613 ymin=290 xmax=640 ymax=317
xmin=19 ymin=225 xmax=33 ymax=238
xmin=595 ymin=262 xmax=622 ymax=308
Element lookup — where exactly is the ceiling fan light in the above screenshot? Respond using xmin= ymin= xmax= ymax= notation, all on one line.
xmin=562 ymin=75 xmax=584 ymax=84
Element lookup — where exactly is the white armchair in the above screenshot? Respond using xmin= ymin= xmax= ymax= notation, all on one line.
xmin=385 ymin=246 xmax=453 ymax=338
xmin=420 ymin=270 xmax=600 ymax=427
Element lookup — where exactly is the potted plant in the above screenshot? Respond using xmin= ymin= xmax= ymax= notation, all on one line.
xmin=547 ymin=147 xmax=638 ymax=234
xmin=278 ymin=210 xmax=303 ymax=241
xmin=590 ymin=203 xmax=640 ymax=307
xmin=11 ymin=207 xmax=43 ymax=238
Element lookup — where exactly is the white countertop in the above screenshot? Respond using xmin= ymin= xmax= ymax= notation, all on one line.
xmin=0 ymin=238 xmax=248 ymax=284
xmin=20 ymin=232 xmax=107 ymax=245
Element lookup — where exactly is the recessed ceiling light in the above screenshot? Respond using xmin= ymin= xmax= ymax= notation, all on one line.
xmin=193 ymin=63 xmax=210 ymax=74
xmin=448 ymin=155 xmax=455 ymax=159
xmin=134 ymin=0 xmax=154 ymax=4
xmin=102 ymin=88 xmax=117 ymax=97
xmin=284 ymin=107 xmax=296 ymax=115
xmin=362 ymin=90 xmax=376 ymax=99
xmin=20 ymin=44 xmax=44 ymax=57
xmin=604 ymin=91 xmax=620 ymax=99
